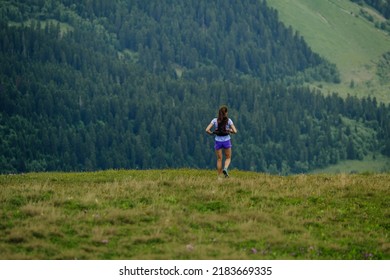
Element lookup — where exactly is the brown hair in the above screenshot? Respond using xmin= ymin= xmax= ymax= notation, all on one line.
xmin=217 ymin=106 xmax=228 ymax=131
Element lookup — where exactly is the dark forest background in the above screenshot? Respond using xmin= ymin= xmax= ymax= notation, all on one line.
xmin=1 ymin=0 xmax=389 ymax=174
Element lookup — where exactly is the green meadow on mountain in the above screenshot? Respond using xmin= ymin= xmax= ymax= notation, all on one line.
xmin=268 ymin=0 xmax=390 ymax=102
xmin=1 ymin=170 xmax=389 ymax=259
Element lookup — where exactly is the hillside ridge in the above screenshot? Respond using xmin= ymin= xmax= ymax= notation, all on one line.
xmin=268 ymin=0 xmax=390 ymax=103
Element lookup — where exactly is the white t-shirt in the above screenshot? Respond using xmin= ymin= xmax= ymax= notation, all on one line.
xmin=211 ymin=118 xmax=233 ymax=142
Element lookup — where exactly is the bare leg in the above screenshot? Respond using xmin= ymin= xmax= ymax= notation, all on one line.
xmin=224 ymin=148 xmax=232 ymax=170
xmin=215 ymin=149 xmax=223 ymax=176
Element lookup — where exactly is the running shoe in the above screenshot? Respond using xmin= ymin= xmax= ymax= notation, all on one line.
xmin=223 ymin=168 xmax=229 ymax=178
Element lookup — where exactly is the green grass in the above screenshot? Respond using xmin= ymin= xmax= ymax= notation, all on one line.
xmin=267 ymin=0 xmax=390 ymax=103
xmin=0 ymin=169 xmax=389 ymax=260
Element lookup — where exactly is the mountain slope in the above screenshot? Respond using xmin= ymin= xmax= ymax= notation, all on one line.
xmin=268 ymin=0 xmax=390 ymax=103
xmin=0 ymin=0 xmax=389 ymax=174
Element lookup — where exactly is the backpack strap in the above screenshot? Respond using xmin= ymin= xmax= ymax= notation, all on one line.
xmin=214 ymin=120 xmax=230 ymax=136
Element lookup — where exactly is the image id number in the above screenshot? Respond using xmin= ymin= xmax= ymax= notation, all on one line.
xmin=212 ymin=266 xmax=272 ymax=276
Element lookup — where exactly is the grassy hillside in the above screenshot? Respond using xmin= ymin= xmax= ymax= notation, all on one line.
xmin=0 ymin=169 xmax=389 ymax=260
xmin=268 ymin=0 xmax=390 ymax=103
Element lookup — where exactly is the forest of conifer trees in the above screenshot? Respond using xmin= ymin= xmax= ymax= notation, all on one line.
xmin=0 ymin=0 xmax=389 ymax=174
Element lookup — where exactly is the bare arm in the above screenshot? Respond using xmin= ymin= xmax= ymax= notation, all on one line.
xmin=205 ymin=122 xmax=214 ymax=135
xmin=230 ymin=123 xmax=238 ymax=134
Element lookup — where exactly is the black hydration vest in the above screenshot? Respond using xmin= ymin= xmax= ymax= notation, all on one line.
xmin=214 ymin=121 xmax=229 ymax=136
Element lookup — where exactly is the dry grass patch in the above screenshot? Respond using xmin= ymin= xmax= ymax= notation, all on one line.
xmin=0 ymin=170 xmax=389 ymax=259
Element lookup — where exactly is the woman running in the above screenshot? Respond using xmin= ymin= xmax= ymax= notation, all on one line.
xmin=205 ymin=106 xmax=238 ymax=178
